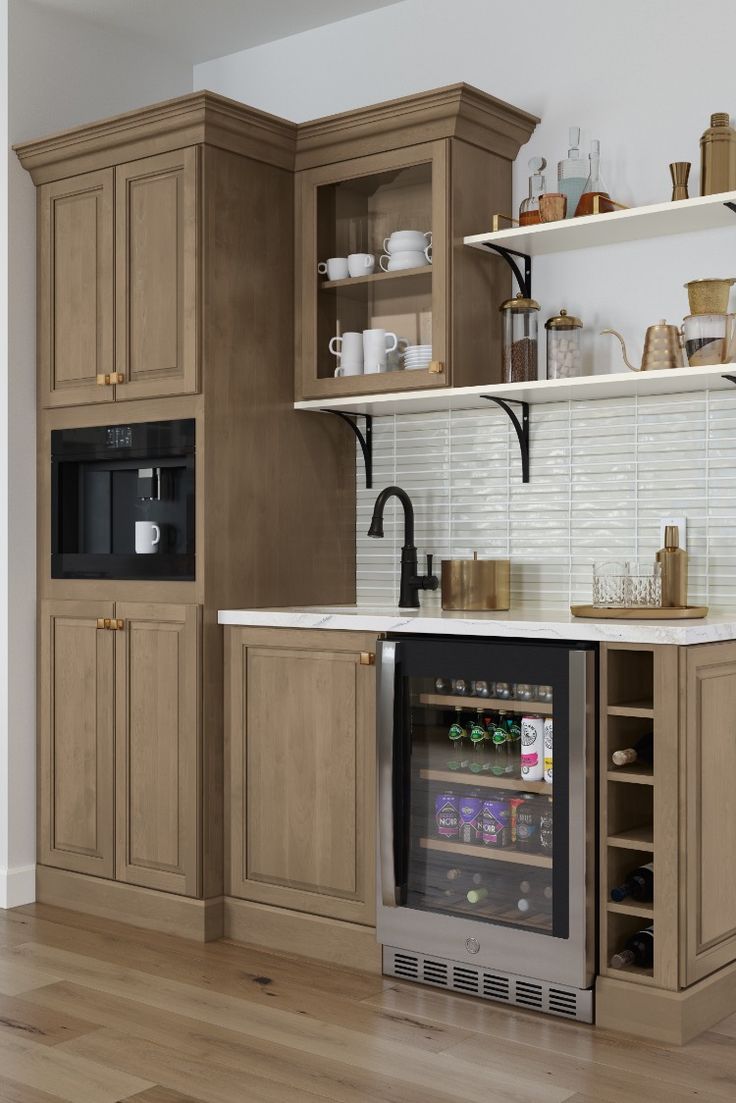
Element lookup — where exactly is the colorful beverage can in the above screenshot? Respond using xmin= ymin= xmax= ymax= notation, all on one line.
xmin=508 ymin=796 xmax=526 ymax=843
xmin=515 ymin=798 xmax=541 ymax=852
xmin=435 ymin=792 xmax=459 ymax=838
xmin=481 ymin=799 xmax=510 ymax=847
xmin=543 ymin=718 xmax=553 ymax=785
xmin=521 ymin=715 xmax=545 ymax=781
xmin=458 ymin=794 xmax=483 ymax=843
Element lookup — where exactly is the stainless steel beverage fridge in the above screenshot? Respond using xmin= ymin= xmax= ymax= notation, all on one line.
xmin=376 ymin=635 xmax=595 ymax=1021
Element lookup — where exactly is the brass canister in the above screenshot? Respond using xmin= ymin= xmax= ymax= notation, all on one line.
xmin=700 ymin=113 xmax=736 ymax=196
xmin=441 ymin=554 xmax=510 ymax=611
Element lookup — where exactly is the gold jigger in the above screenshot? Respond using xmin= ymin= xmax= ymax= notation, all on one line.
xmin=670 ymin=161 xmax=691 ymax=201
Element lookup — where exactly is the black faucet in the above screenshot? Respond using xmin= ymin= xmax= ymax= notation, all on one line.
xmin=367 ymin=485 xmax=439 ymax=608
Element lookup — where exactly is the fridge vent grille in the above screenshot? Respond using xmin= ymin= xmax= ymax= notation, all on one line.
xmin=383 ymin=947 xmax=593 ymax=1024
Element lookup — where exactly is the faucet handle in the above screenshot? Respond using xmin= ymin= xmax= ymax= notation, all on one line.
xmin=423 ymin=554 xmax=439 ymax=591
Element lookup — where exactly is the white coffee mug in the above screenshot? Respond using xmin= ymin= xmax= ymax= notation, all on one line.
xmin=317 ymin=257 xmax=349 ymax=281
xmin=383 ymin=230 xmax=432 ymax=254
xmin=379 ymin=250 xmax=428 ymax=272
xmin=347 ymin=252 xmax=375 ymax=277
xmin=363 ymin=329 xmax=398 ymax=374
xmin=135 ymin=520 xmax=161 ymax=554
xmin=329 ymin=331 xmax=363 ymax=364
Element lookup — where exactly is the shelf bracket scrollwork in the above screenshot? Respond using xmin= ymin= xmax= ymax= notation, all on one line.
xmin=481 ymin=396 xmax=531 ymax=483
xmin=478 ymin=243 xmax=533 ymax=299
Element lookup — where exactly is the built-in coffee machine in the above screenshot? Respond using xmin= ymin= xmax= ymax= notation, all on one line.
xmin=51 ymin=419 xmax=195 ymax=580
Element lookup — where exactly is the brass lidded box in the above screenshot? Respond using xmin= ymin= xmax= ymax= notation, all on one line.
xmin=441 ymin=553 xmax=510 ymax=611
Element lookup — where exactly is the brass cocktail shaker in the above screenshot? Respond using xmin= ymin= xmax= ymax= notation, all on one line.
xmin=700 ymin=113 xmax=736 ymax=195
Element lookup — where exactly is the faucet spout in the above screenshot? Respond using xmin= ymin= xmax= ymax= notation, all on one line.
xmin=367 ymin=485 xmax=415 ymax=546
xmin=367 ymin=485 xmax=436 ymax=608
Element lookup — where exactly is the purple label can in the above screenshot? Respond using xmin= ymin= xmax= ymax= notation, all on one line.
xmin=435 ymin=793 xmax=459 ymax=838
xmin=458 ymin=795 xmax=483 ymax=843
xmin=481 ymin=799 xmax=510 ymax=847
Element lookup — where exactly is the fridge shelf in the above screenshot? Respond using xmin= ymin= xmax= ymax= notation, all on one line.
xmin=420 ymin=837 xmax=553 ymax=868
xmin=418 ymin=693 xmax=553 ymax=716
xmin=420 ymin=768 xmax=551 ymax=795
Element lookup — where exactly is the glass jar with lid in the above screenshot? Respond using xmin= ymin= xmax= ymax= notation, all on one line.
xmin=500 ymin=293 xmax=540 ymax=383
xmin=545 ymin=308 xmax=583 ymax=378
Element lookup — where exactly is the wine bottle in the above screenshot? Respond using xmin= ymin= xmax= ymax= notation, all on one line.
xmin=519 ymin=879 xmax=553 ymax=899
xmin=610 ymin=925 xmax=654 ymax=969
xmin=466 ymin=887 xmax=488 ymax=904
xmin=611 ymin=731 xmax=653 ymax=769
xmin=610 ymin=862 xmax=654 ymax=903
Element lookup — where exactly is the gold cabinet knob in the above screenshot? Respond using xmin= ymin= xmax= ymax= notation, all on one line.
xmin=359 ymin=651 xmax=376 ymax=666
xmin=95 ymin=372 xmax=125 ymax=386
xmin=429 ymin=361 xmax=445 ymax=374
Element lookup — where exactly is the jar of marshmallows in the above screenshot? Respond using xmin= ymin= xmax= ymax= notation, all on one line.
xmin=545 ymin=309 xmax=583 ymax=378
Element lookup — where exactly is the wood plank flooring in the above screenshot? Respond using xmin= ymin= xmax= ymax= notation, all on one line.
xmin=0 ymin=904 xmax=735 ymax=1101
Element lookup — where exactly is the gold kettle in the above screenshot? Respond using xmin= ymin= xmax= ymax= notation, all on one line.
xmin=601 ymin=320 xmax=684 ymax=371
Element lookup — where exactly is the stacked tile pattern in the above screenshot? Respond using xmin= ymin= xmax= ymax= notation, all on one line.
xmin=356 ymin=387 xmax=736 ymax=609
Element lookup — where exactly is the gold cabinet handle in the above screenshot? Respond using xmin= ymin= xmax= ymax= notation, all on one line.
xmin=96 ymin=618 xmax=108 ymax=630
xmin=95 ymin=372 xmax=125 ymax=386
xmin=96 ymin=618 xmax=124 ymax=631
xmin=359 ymin=651 xmax=376 ymax=666
xmin=114 ymin=619 xmax=125 ymax=631
xmin=429 ymin=361 xmax=445 ymax=374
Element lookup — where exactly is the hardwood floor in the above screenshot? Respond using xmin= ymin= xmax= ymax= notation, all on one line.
xmin=0 ymin=904 xmax=735 ymax=1102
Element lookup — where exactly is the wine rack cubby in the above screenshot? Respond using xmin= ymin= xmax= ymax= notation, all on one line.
xmin=599 ymin=643 xmax=679 ymax=991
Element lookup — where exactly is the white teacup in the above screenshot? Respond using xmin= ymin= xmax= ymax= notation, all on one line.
xmin=363 ymin=328 xmax=398 ymax=374
xmin=379 ymin=249 xmax=429 ymax=272
xmin=384 ymin=230 xmax=432 ymax=254
xmin=318 ymin=257 xmax=349 ymax=281
xmin=329 ymin=332 xmax=363 ymax=376
xmin=135 ymin=520 xmax=161 ymax=554
xmin=347 ymin=252 xmax=375 ymax=277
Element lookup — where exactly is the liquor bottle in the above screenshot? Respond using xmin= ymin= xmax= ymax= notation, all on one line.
xmin=610 ymin=926 xmax=654 ymax=970
xmin=610 ymin=862 xmax=654 ymax=903
xmin=519 ymin=157 xmax=547 ymax=226
xmin=611 ymin=731 xmax=653 ymax=769
xmin=574 ymin=139 xmax=613 ymax=216
xmin=447 ymin=708 xmax=466 ymax=770
xmin=468 ymin=710 xmax=487 ymax=774
xmin=557 ymin=126 xmax=588 ymax=219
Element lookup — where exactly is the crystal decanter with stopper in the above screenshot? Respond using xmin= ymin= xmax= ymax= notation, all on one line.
xmin=574 ymin=140 xmax=613 ymax=216
xmin=519 ymin=157 xmax=547 ymax=226
xmin=557 ymin=126 xmax=587 ymax=219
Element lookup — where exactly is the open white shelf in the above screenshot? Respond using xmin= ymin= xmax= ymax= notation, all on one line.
xmin=464 ymin=189 xmax=736 ymax=257
xmin=294 ymin=363 xmax=736 ymax=416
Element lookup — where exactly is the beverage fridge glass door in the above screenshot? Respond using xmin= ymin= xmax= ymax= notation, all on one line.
xmin=377 ymin=636 xmax=594 ymax=989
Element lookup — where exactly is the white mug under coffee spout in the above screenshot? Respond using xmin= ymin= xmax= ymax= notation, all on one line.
xmin=363 ymin=328 xmax=398 ymax=374
xmin=317 ymin=257 xmax=349 ymax=281
xmin=347 ymin=252 xmax=375 ymax=277
xmin=135 ymin=520 xmax=161 ymax=554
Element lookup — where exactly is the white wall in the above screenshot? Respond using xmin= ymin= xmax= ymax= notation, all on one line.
xmin=0 ymin=0 xmax=192 ymax=909
xmin=195 ymin=0 xmax=736 ymax=370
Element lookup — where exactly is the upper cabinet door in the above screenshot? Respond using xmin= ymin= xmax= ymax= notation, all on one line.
xmin=115 ymin=148 xmax=200 ymax=401
xmin=114 ymin=602 xmax=201 ymax=896
xmin=38 ymin=170 xmax=114 ymax=408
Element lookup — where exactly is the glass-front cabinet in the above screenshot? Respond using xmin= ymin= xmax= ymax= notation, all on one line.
xmin=377 ymin=635 xmax=595 ymax=996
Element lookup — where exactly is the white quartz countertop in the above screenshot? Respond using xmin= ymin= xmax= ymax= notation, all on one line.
xmin=217 ymin=603 xmax=736 ymax=646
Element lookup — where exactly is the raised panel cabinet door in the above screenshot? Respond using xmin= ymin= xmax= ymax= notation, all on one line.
xmin=226 ymin=628 xmax=376 ymax=924
xmin=115 ymin=148 xmax=199 ymax=401
xmin=38 ymin=170 xmax=114 ymax=407
xmin=114 ymin=603 xmax=201 ymax=896
xmin=682 ymin=641 xmax=736 ymax=985
xmin=39 ymin=601 xmax=115 ymax=877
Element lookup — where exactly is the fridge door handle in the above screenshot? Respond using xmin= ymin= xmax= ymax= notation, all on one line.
xmin=376 ymin=639 xmax=398 ymax=907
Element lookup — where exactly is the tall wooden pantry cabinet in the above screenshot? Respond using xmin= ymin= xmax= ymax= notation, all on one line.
xmin=17 ymin=92 xmax=355 ymax=938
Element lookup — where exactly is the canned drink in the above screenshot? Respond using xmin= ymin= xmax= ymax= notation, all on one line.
xmin=543 ymin=718 xmax=553 ymax=785
xmin=539 ymin=798 xmax=553 ymax=855
xmin=508 ymin=796 xmax=526 ymax=843
xmin=515 ymin=798 xmax=541 ymax=852
xmin=435 ymin=792 xmax=459 ymax=838
xmin=458 ymin=795 xmax=483 ymax=843
xmin=481 ymin=799 xmax=510 ymax=847
xmin=521 ymin=715 xmax=545 ymax=781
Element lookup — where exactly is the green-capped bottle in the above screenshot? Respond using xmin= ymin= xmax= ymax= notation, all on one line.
xmin=447 ymin=708 xmax=465 ymax=770
xmin=503 ymin=713 xmax=522 ymax=778
xmin=468 ymin=710 xmax=486 ymax=773
xmin=490 ymin=714 xmax=508 ymax=778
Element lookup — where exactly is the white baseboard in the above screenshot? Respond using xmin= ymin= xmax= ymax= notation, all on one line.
xmin=0 ymin=864 xmax=36 ymax=908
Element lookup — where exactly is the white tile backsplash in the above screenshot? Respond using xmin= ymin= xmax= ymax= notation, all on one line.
xmin=356 ymin=387 xmax=736 ymax=609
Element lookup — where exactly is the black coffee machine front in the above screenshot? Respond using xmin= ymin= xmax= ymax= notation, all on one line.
xmin=51 ymin=419 xmax=195 ymax=580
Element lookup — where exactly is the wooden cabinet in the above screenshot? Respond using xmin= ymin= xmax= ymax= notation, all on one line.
xmin=39 ymin=601 xmax=115 ymax=877
xmin=37 ymin=150 xmax=199 ymax=408
xmin=681 ymin=641 xmax=736 ymax=985
xmin=38 ymin=170 xmax=114 ymax=407
xmin=115 ymin=603 xmax=200 ymax=895
xmin=115 ymin=149 xmax=199 ymax=401
xmin=226 ymin=627 xmax=376 ymax=924
xmin=40 ymin=599 xmax=200 ymax=896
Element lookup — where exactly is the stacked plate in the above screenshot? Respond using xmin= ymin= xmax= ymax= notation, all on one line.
xmin=403 ymin=344 xmax=433 ymax=371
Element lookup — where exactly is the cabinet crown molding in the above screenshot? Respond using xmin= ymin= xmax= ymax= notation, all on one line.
xmin=14 ymin=90 xmax=298 ymax=183
xmin=294 ymin=82 xmax=540 ymax=169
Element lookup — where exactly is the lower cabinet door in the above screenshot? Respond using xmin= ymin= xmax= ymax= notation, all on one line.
xmin=114 ymin=603 xmax=201 ymax=896
xmin=39 ymin=600 xmax=115 ymax=877
xmin=226 ymin=628 xmax=376 ymax=924
xmin=682 ymin=641 xmax=736 ymax=984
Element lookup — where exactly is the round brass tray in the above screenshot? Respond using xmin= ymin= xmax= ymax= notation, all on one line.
xmin=570 ymin=604 xmax=709 ymax=620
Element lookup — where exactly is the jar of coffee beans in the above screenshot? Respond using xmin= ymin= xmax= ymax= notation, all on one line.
xmin=500 ymin=293 xmax=539 ymax=383
xmin=545 ymin=308 xmax=583 ymax=378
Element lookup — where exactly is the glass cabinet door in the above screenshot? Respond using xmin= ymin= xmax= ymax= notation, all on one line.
xmin=394 ymin=639 xmax=572 ymax=941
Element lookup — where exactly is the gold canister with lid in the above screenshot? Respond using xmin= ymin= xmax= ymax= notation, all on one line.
xmin=441 ymin=552 xmax=510 ymax=611
xmin=545 ymin=308 xmax=583 ymax=378
xmin=500 ymin=293 xmax=540 ymax=383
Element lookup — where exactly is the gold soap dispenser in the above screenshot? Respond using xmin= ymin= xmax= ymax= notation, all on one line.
xmin=656 ymin=525 xmax=688 ymax=608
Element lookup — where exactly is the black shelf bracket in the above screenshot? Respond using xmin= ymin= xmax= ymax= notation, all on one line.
xmin=723 ymin=373 xmax=736 ymax=385
xmin=724 ymin=202 xmax=736 ymax=217
xmin=481 ymin=396 xmax=530 ymax=483
xmin=321 ymin=410 xmax=373 ymax=489
xmin=478 ymin=242 xmax=533 ymax=299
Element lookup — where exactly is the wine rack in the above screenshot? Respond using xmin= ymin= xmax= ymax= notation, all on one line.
xmin=599 ymin=643 xmax=680 ymax=990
